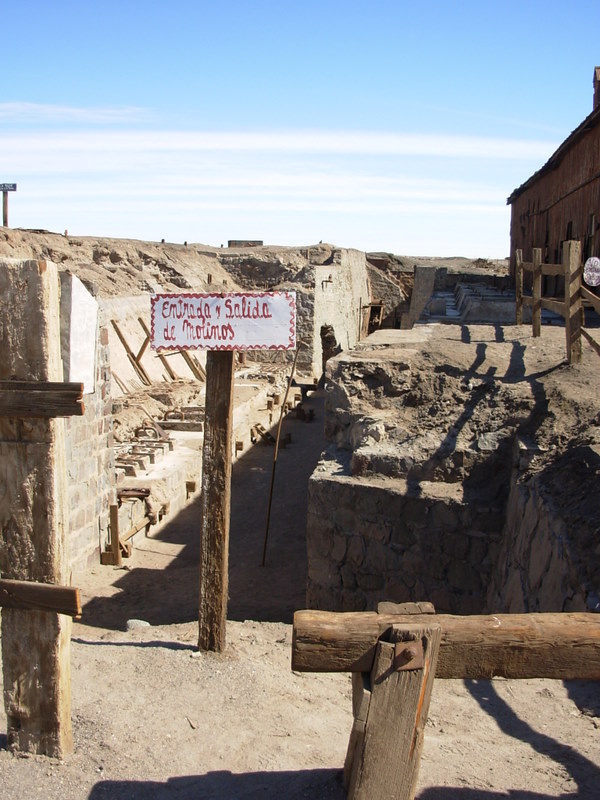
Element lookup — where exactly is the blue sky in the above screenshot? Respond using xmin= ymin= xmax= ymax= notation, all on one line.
xmin=2 ymin=1 xmax=599 ymax=257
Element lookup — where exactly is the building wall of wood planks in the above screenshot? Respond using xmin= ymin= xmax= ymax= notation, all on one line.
xmin=508 ymin=80 xmax=600 ymax=281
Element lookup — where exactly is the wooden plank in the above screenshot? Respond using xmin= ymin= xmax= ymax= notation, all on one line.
xmin=540 ymin=297 xmax=566 ymax=316
xmin=111 ymin=319 xmax=152 ymax=385
xmin=110 ymin=503 xmax=122 ymax=567
xmin=343 ymin=671 xmax=372 ymax=791
xmin=0 ymin=380 xmax=84 ymax=418
xmin=564 ymin=239 xmax=582 ymax=364
xmin=532 ymin=248 xmax=542 ymax=337
xmin=198 ymin=350 xmax=234 ymax=651
xmin=138 ymin=317 xmax=177 ymax=380
xmin=0 ymin=258 xmax=73 ymax=757
xmin=0 ymin=578 xmax=81 ymax=617
xmin=581 ymin=285 xmax=600 ymax=313
xmin=515 ymin=249 xmax=524 ymax=324
xmin=292 ymin=610 xmax=600 ymax=679
xmin=581 ymin=327 xmax=600 ymax=358
xmin=539 ymin=261 xmax=565 ymax=276
xmin=346 ymin=624 xmax=441 ymax=800
xmin=180 ymin=348 xmax=207 ymax=381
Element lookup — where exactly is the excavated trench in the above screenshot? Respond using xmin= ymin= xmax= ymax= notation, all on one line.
xmin=306 ymin=324 xmax=600 ymax=616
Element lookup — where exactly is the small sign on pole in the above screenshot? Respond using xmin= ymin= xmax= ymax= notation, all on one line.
xmin=150 ymin=291 xmax=296 ymax=651
xmin=1 ymin=182 xmax=17 ymax=228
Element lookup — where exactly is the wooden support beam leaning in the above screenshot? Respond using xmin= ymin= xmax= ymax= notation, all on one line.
xmin=0 ymin=578 xmax=81 ymax=618
xmin=138 ymin=317 xmax=178 ymax=380
xmin=0 ymin=380 xmax=84 ymax=417
xmin=292 ymin=609 xmax=600 ymax=680
xmin=111 ymin=318 xmax=152 ymax=385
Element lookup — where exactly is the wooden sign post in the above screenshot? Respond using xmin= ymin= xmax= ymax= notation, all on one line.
xmin=1 ymin=182 xmax=16 ymax=227
xmin=151 ymin=291 xmax=296 ymax=651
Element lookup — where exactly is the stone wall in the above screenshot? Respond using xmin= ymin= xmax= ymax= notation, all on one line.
xmin=306 ymin=324 xmax=600 ymax=617
xmin=307 ymin=471 xmax=498 ymax=614
xmin=487 ymin=443 xmax=600 ymax=614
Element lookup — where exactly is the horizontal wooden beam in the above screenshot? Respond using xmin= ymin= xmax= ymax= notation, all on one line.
xmin=0 ymin=381 xmax=84 ymax=417
xmin=292 ymin=610 xmax=600 ymax=680
xmin=540 ymin=297 xmax=565 ymax=316
xmin=518 ymin=261 xmax=564 ymax=276
xmin=0 ymin=578 xmax=81 ymax=617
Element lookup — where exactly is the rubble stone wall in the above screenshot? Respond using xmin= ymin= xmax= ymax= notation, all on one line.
xmin=307 ymin=472 xmax=498 ymax=614
xmin=487 ymin=445 xmax=600 ymax=614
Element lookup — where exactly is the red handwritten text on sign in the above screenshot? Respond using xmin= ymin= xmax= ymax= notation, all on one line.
xmin=150 ymin=292 xmax=296 ymax=351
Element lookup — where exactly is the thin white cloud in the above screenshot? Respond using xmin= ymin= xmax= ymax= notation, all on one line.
xmin=0 ymin=128 xmax=557 ymax=160
xmin=0 ymin=102 xmax=147 ymax=123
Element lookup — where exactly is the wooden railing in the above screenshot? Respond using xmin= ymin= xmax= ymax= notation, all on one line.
xmin=515 ymin=239 xmax=600 ymax=363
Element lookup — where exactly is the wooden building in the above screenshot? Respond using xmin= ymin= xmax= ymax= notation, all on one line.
xmin=507 ymin=67 xmax=600 ymax=279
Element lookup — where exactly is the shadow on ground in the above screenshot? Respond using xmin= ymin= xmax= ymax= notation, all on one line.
xmin=88 ymin=768 xmax=345 ymax=799
xmin=80 ymin=391 xmax=325 ymax=629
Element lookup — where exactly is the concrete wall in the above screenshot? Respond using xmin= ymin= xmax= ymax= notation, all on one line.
xmin=310 ymin=250 xmax=370 ymax=377
xmin=63 ymin=323 xmax=115 ymax=570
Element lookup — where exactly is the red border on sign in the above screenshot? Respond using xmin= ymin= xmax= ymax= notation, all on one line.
xmin=150 ymin=291 xmax=297 ymax=351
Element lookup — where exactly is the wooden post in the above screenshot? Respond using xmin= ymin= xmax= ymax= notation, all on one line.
xmin=532 ymin=247 xmax=542 ymax=337
xmin=345 ymin=623 xmax=441 ymax=800
xmin=2 ymin=190 xmax=8 ymax=227
xmin=0 ymin=258 xmax=73 ymax=757
xmin=198 ymin=350 xmax=234 ymax=651
xmin=515 ymin=249 xmax=523 ymax=325
xmin=564 ymin=239 xmax=583 ymax=364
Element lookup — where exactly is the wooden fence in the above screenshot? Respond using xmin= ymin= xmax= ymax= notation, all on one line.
xmin=515 ymin=239 xmax=600 ymax=363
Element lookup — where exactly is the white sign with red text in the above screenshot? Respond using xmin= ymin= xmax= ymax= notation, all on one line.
xmin=151 ymin=291 xmax=296 ymax=351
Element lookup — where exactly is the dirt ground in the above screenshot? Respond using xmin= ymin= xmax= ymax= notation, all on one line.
xmin=1 ymin=383 xmax=600 ymax=799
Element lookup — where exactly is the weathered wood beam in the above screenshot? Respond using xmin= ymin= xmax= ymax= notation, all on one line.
xmin=582 ymin=285 xmax=600 ymax=312
xmin=581 ymin=327 xmax=600 ymax=358
xmin=0 ymin=380 xmax=84 ymax=418
xmin=345 ymin=624 xmax=441 ymax=800
xmin=0 ymin=578 xmax=81 ymax=617
xmin=292 ymin=610 xmax=600 ymax=680
xmin=198 ymin=350 xmax=234 ymax=651
xmin=111 ymin=318 xmax=152 ymax=385
xmin=540 ymin=297 xmax=566 ymax=316
xmin=0 ymin=258 xmax=73 ymax=757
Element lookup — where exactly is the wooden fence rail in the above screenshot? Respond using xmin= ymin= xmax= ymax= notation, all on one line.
xmin=515 ymin=239 xmax=596 ymax=363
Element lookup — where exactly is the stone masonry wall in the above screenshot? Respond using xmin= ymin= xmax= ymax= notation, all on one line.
xmin=64 ymin=320 xmax=115 ymax=571
xmin=307 ymin=472 xmax=497 ymax=614
xmin=487 ymin=443 xmax=600 ymax=614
